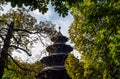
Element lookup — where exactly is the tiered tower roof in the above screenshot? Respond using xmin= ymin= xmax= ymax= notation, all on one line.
xmin=36 ymin=27 xmax=73 ymax=79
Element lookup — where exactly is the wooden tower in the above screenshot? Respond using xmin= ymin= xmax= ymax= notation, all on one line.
xmin=36 ymin=28 xmax=73 ymax=79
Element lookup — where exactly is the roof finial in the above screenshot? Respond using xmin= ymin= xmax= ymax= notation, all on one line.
xmin=59 ymin=26 xmax=61 ymax=33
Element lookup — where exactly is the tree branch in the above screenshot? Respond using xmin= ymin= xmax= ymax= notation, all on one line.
xmin=0 ymin=35 xmax=4 ymax=41
xmin=8 ymin=53 xmax=28 ymax=70
xmin=0 ymin=20 xmax=9 ymax=26
xmin=12 ymin=34 xmax=22 ymax=45
xmin=37 ymin=34 xmax=46 ymax=47
xmin=9 ymin=45 xmax=32 ymax=56
xmin=0 ymin=27 xmax=8 ymax=32
xmin=13 ymin=29 xmax=38 ymax=34
xmin=7 ymin=53 xmax=37 ymax=73
xmin=39 ymin=33 xmax=48 ymax=38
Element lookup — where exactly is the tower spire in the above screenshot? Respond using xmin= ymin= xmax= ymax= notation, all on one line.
xmin=59 ymin=26 xmax=61 ymax=33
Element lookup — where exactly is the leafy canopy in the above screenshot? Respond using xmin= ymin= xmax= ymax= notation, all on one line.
xmin=3 ymin=59 xmax=43 ymax=79
xmin=65 ymin=54 xmax=84 ymax=79
xmin=0 ymin=8 xmax=57 ymax=55
xmin=3 ymin=0 xmax=73 ymax=17
xmin=0 ymin=7 xmax=57 ymax=79
xmin=65 ymin=0 xmax=120 ymax=79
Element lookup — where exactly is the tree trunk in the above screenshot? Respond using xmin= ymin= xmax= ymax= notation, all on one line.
xmin=0 ymin=57 xmax=5 ymax=79
xmin=0 ymin=22 xmax=14 ymax=78
xmin=0 ymin=56 xmax=6 ymax=79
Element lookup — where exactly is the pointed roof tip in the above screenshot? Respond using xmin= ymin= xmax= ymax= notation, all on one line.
xmin=50 ymin=26 xmax=69 ymax=43
xmin=58 ymin=26 xmax=61 ymax=33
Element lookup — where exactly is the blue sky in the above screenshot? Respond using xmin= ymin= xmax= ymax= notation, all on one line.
xmin=1 ymin=3 xmax=80 ymax=63
xmin=29 ymin=4 xmax=74 ymax=36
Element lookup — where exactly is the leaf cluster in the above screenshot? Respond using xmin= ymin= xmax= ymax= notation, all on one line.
xmin=4 ymin=0 xmax=71 ymax=17
xmin=67 ymin=0 xmax=120 ymax=79
xmin=65 ymin=54 xmax=84 ymax=79
xmin=2 ymin=58 xmax=43 ymax=79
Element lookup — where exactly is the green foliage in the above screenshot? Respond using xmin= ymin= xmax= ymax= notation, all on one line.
xmin=3 ymin=0 xmax=70 ymax=17
xmin=65 ymin=54 xmax=84 ymax=79
xmin=66 ymin=0 xmax=120 ymax=79
xmin=0 ymin=7 xmax=57 ymax=78
xmin=2 ymin=59 xmax=43 ymax=79
xmin=0 ymin=0 xmax=83 ymax=17
xmin=0 ymin=8 xmax=57 ymax=55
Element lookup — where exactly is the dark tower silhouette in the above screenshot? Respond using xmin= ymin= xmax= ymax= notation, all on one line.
xmin=36 ymin=27 xmax=73 ymax=79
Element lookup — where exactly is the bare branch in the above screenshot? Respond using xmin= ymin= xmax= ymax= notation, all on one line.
xmin=37 ymin=34 xmax=46 ymax=47
xmin=39 ymin=33 xmax=48 ymax=38
xmin=9 ymin=45 xmax=32 ymax=56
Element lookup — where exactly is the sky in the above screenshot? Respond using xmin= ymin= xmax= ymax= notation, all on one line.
xmin=1 ymin=3 xmax=80 ymax=63
xmin=29 ymin=5 xmax=74 ymax=36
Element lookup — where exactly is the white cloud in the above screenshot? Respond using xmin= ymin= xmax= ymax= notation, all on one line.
xmin=30 ymin=5 xmax=53 ymax=21
xmin=31 ymin=9 xmax=52 ymax=21
xmin=30 ymin=5 xmax=74 ymax=36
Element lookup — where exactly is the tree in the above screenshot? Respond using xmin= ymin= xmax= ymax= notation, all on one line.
xmin=2 ymin=0 xmax=120 ymax=78
xmin=0 ymin=8 xmax=57 ymax=79
xmin=66 ymin=0 xmax=120 ymax=79
xmin=3 ymin=58 xmax=43 ymax=79
xmin=1 ymin=0 xmax=71 ymax=17
xmin=65 ymin=53 xmax=84 ymax=79
xmin=0 ymin=0 xmax=78 ymax=17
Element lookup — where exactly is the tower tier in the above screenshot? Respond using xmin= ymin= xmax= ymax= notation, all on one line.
xmin=51 ymin=32 xmax=68 ymax=43
xmin=37 ymin=69 xmax=71 ymax=79
xmin=41 ymin=54 xmax=67 ymax=66
xmin=46 ymin=43 xmax=73 ymax=54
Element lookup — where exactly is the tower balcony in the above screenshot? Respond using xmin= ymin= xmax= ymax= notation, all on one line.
xmin=46 ymin=43 xmax=73 ymax=54
xmin=41 ymin=54 xmax=67 ymax=66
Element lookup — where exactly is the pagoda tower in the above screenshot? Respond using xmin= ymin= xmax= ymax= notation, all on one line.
xmin=36 ymin=27 xmax=73 ymax=79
